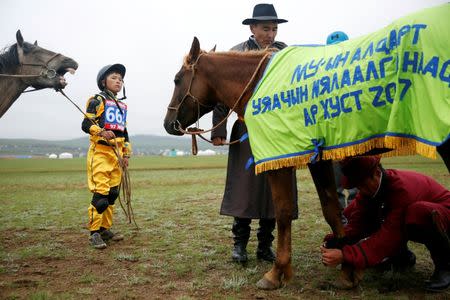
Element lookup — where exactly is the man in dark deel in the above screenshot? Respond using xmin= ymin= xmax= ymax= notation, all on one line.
xmin=320 ymin=156 xmax=450 ymax=292
xmin=211 ymin=3 xmax=298 ymax=264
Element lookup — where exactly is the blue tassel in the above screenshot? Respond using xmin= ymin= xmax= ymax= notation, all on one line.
xmin=309 ymin=138 xmax=325 ymax=163
xmin=245 ymin=156 xmax=254 ymax=170
xmin=240 ymin=133 xmax=249 ymax=143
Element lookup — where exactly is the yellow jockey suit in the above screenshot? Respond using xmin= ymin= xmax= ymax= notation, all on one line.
xmin=82 ymin=90 xmax=132 ymax=232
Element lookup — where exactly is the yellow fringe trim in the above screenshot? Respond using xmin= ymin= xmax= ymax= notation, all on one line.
xmin=254 ymin=136 xmax=437 ymax=174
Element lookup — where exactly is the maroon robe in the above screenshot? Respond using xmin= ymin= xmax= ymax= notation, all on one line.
xmin=340 ymin=169 xmax=450 ymax=269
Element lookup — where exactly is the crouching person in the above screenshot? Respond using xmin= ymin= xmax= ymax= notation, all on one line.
xmin=82 ymin=64 xmax=131 ymax=249
xmin=320 ymin=156 xmax=450 ymax=292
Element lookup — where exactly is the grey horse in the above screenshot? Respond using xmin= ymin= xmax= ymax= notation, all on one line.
xmin=0 ymin=30 xmax=78 ymax=118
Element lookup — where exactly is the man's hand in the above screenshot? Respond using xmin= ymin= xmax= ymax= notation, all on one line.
xmin=99 ymin=130 xmax=116 ymax=140
xmin=212 ymin=137 xmax=226 ymax=146
xmin=320 ymin=246 xmax=343 ymax=267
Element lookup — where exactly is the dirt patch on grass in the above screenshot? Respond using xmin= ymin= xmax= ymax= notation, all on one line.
xmin=1 ymin=228 xmax=449 ymax=300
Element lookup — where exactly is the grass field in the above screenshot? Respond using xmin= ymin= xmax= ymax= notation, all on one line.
xmin=0 ymin=155 xmax=449 ymax=299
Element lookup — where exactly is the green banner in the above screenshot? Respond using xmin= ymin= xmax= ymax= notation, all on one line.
xmin=245 ymin=4 xmax=450 ymax=174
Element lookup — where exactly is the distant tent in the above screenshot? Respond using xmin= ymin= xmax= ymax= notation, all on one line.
xmin=49 ymin=153 xmax=58 ymax=159
xmin=162 ymin=149 xmax=187 ymax=157
xmin=59 ymin=152 xmax=73 ymax=159
xmin=197 ymin=149 xmax=216 ymax=156
xmin=169 ymin=149 xmax=177 ymax=157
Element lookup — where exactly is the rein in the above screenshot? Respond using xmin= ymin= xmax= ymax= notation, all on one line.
xmin=168 ymin=51 xmax=271 ymax=154
xmin=58 ymin=89 xmax=138 ymax=229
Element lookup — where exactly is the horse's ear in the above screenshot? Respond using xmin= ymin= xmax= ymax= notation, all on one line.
xmin=188 ymin=37 xmax=200 ymax=64
xmin=16 ymin=30 xmax=24 ymax=47
xmin=34 ymin=40 xmax=38 ymax=46
xmin=209 ymin=45 xmax=216 ymax=52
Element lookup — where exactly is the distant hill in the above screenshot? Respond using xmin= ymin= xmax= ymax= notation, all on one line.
xmin=0 ymin=134 xmax=222 ymax=157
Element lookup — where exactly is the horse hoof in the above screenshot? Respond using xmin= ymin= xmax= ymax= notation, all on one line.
xmin=256 ymin=277 xmax=280 ymax=290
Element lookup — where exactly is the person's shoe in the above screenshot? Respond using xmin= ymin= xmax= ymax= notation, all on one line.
xmin=100 ymin=229 xmax=124 ymax=241
xmin=424 ymin=269 xmax=450 ymax=292
xmin=231 ymin=244 xmax=248 ymax=263
xmin=256 ymin=246 xmax=275 ymax=262
xmin=393 ymin=249 xmax=416 ymax=271
xmin=376 ymin=248 xmax=416 ymax=272
xmin=89 ymin=232 xmax=107 ymax=249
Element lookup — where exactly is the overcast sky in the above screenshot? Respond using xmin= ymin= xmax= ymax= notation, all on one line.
xmin=0 ymin=0 xmax=446 ymax=140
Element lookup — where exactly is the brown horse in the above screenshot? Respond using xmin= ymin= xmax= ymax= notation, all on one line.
xmin=164 ymin=37 xmax=450 ymax=290
xmin=0 ymin=30 xmax=78 ymax=118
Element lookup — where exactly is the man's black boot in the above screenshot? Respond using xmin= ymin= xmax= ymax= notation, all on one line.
xmin=256 ymin=218 xmax=276 ymax=262
xmin=232 ymin=243 xmax=248 ymax=263
xmin=231 ymin=218 xmax=250 ymax=263
xmin=425 ymin=268 xmax=450 ymax=292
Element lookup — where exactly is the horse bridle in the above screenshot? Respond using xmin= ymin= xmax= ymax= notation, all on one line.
xmin=0 ymin=52 xmax=62 ymax=79
xmin=167 ymin=51 xmax=272 ymax=136
xmin=166 ymin=52 xmax=215 ymax=132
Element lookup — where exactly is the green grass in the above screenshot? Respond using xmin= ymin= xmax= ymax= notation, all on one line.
xmin=0 ymin=155 xmax=448 ymax=299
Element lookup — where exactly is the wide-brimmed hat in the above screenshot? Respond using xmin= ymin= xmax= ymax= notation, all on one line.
xmin=242 ymin=4 xmax=288 ymax=25
xmin=340 ymin=156 xmax=381 ymax=189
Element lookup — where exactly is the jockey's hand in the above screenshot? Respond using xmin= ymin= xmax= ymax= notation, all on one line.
xmin=99 ymin=130 xmax=116 ymax=140
xmin=320 ymin=245 xmax=343 ymax=267
xmin=121 ymin=157 xmax=129 ymax=168
xmin=212 ymin=137 xmax=226 ymax=146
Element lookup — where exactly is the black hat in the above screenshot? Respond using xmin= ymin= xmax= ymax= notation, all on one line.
xmin=242 ymin=3 xmax=288 ymax=25
xmin=96 ymin=64 xmax=126 ymax=91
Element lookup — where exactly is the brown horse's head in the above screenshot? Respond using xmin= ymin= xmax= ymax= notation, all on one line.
xmin=164 ymin=37 xmax=216 ymax=136
xmin=13 ymin=30 xmax=78 ymax=90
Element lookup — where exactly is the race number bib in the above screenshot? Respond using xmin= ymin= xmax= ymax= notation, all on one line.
xmin=104 ymin=99 xmax=127 ymax=131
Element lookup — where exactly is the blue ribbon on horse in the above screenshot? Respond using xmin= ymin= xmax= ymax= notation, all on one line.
xmin=309 ymin=138 xmax=325 ymax=163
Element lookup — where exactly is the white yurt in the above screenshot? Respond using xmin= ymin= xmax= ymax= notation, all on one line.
xmin=197 ymin=149 xmax=216 ymax=156
xmin=59 ymin=152 xmax=73 ymax=159
xmin=48 ymin=153 xmax=57 ymax=159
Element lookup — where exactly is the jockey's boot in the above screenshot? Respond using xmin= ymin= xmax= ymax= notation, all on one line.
xmin=89 ymin=232 xmax=107 ymax=249
xmin=424 ymin=211 xmax=450 ymax=292
xmin=231 ymin=217 xmax=250 ymax=263
xmin=256 ymin=218 xmax=276 ymax=262
xmin=100 ymin=227 xmax=124 ymax=242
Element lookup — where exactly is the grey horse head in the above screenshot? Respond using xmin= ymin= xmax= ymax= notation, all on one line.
xmin=0 ymin=30 xmax=79 ymax=117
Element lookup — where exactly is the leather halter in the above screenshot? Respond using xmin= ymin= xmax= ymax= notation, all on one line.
xmin=0 ymin=52 xmax=62 ymax=79
xmin=166 ymin=53 xmax=213 ymax=113
xmin=167 ymin=51 xmax=271 ymax=136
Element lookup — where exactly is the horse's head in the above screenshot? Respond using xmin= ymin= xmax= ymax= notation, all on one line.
xmin=14 ymin=30 xmax=78 ymax=90
xmin=164 ymin=37 xmax=216 ymax=136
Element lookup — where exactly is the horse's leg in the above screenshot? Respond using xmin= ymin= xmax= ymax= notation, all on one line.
xmin=437 ymin=140 xmax=450 ymax=173
xmin=256 ymin=167 xmax=294 ymax=290
xmin=308 ymin=160 xmax=344 ymax=237
xmin=308 ymin=159 xmax=362 ymax=288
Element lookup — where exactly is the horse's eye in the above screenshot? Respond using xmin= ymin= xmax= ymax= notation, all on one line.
xmin=174 ymin=78 xmax=180 ymax=85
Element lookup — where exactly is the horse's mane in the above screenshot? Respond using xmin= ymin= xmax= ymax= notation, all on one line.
xmin=213 ymin=50 xmax=272 ymax=57
xmin=0 ymin=44 xmax=19 ymax=72
xmin=182 ymin=49 xmax=271 ymax=68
